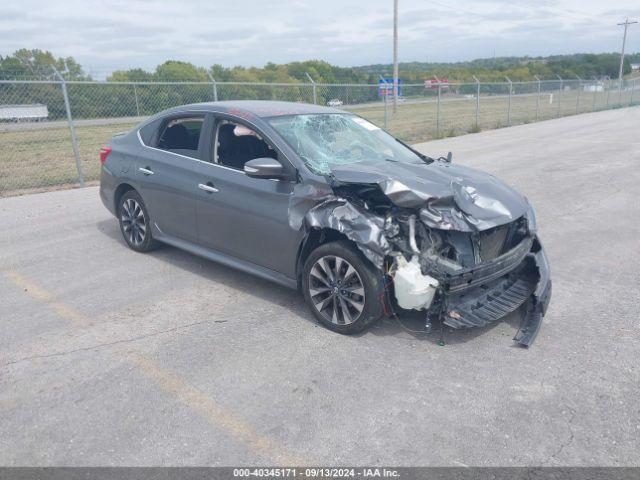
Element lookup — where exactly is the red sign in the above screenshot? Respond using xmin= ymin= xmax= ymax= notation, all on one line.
xmin=424 ymin=77 xmax=449 ymax=90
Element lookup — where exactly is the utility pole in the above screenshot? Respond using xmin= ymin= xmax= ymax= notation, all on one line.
xmin=617 ymin=18 xmax=637 ymax=102
xmin=393 ymin=0 xmax=399 ymax=113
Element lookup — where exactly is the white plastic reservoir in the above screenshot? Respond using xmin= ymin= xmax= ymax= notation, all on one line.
xmin=393 ymin=256 xmax=439 ymax=310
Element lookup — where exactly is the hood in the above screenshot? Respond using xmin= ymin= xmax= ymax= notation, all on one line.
xmin=329 ymin=159 xmax=529 ymax=232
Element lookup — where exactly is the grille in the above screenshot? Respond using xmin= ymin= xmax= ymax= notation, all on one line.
xmin=476 ymin=224 xmax=510 ymax=261
xmin=475 ymin=217 xmax=528 ymax=262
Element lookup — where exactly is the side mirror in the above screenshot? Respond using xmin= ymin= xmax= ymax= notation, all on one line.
xmin=244 ymin=157 xmax=285 ymax=179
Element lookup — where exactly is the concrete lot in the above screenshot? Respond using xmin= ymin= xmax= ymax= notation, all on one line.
xmin=1 ymin=107 xmax=639 ymax=466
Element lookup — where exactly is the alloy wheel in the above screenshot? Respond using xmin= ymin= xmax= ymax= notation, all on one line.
xmin=308 ymin=255 xmax=366 ymax=325
xmin=121 ymin=198 xmax=147 ymax=247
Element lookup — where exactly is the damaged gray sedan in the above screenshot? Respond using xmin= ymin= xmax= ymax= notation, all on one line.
xmin=100 ymin=101 xmax=551 ymax=346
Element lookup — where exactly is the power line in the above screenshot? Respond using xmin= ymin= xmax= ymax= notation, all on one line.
xmin=424 ymin=0 xmax=609 ymax=24
xmin=423 ymin=0 xmax=505 ymax=22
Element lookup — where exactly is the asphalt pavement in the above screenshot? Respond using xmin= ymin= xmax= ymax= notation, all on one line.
xmin=1 ymin=107 xmax=639 ymax=466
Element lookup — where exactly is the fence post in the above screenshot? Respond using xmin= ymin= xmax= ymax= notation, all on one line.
xmin=383 ymin=91 xmax=389 ymax=130
xmin=379 ymin=75 xmax=389 ymax=130
xmin=133 ymin=83 xmax=141 ymax=116
xmin=52 ymin=66 xmax=84 ymax=187
xmin=534 ymin=75 xmax=541 ymax=121
xmin=436 ymin=83 xmax=441 ymax=136
xmin=207 ymin=72 xmax=218 ymax=102
xmin=505 ymin=76 xmax=512 ymax=126
xmin=631 ymin=78 xmax=636 ymax=105
xmin=575 ymin=75 xmax=581 ymax=114
xmin=305 ymin=73 xmax=317 ymax=105
xmin=618 ymin=77 xmax=623 ymax=106
xmin=472 ymin=75 xmax=480 ymax=129
xmin=605 ymin=76 xmax=611 ymax=107
xmin=556 ymin=75 xmax=563 ymax=118
xmin=592 ymin=77 xmax=598 ymax=111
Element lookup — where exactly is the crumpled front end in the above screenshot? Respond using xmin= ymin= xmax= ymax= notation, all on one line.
xmin=292 ymin=159 xmax=552 ymax=346
xmin=381 ymin=205 xmax=551 ymax=346
xmin=441 ymin=235 xmax=552 ymax=346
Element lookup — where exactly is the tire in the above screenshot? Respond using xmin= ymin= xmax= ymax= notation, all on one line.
xmin=302 ymin=240 xmax=384 ymax=334
xmin=118 ymin=190 xmax=158 ymax=252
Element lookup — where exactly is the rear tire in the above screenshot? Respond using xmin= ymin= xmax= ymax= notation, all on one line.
xmin=302 ymin=240 xmax=384 ymax=334
xmin=118 ymin=190 xmax=158 ymax=252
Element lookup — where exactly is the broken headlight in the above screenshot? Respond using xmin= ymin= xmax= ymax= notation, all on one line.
xmin=525 ymin=203 xmax=538 ymax=233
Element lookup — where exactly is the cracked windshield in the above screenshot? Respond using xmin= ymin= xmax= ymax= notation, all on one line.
xmin=268 ymin=114 xmax=427 ymax=174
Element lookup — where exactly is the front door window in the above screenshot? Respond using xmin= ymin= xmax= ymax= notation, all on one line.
xmin=215 ymin=122 xmax=277 ymax=170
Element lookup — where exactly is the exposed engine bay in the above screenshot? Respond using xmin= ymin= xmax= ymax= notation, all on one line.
xmin=292 ymin=157 xmax=552 ymax=346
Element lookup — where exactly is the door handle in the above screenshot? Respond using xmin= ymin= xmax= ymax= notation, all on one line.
xmin=138 ymin=166 xmax=154 ymax=176
xmin=198 ymin=182 xmax=219 ymax=193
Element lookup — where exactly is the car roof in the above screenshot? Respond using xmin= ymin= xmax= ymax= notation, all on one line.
xmin=174 ymin=100 xmax=345 ymax=118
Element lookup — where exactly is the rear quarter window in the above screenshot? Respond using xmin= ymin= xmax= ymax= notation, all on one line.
xmin=138 ymin=118 xmax=162 ymax=145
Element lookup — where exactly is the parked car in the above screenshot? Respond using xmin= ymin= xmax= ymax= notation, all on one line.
xmin=100 ymin=101 xmax=551 ymax=345
xmin=327 ymin=99 xmax=343 ymax=107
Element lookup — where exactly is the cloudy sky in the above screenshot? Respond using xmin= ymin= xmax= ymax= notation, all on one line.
xmin=2 ymin=0 xmax=639 ymax=75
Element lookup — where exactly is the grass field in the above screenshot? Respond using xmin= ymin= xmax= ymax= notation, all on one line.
xmin=355 ymin=88 xmax=635 ymax=143
xmin=0 ymin=87 xmax=636 ymax=196
xmin=0 ymin=122 xmax=136 ymax=194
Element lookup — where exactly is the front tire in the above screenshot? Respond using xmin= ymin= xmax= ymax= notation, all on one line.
xmin=302 ymin=240 xmax=384 ymax=334
xmin=118 ymin=190 xmax=157 ymax=252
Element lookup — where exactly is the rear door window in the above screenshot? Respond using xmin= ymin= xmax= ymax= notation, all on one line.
xmin=156 ymin=116 xmax=205 ymax=159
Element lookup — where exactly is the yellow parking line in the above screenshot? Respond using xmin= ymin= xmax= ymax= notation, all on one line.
xmin=4 ymin=269 xmax=304 ymax=464
xmin=126 ymin=352 xmax=301 ymax=463
xmin=5 ymin=270 xmax=91 ymax=328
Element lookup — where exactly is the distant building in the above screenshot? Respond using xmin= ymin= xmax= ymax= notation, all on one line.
xmin=631 ymin=63 xmax=640 ymax=71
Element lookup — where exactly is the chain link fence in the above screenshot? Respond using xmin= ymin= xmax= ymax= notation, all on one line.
xmin=1 ymin=77 xmax=638 ymax=196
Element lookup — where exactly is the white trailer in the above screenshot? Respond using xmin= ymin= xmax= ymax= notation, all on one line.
xmin=583 ymin=84 xmax=604 ymax=92
xmin=0 ymin=104 xmax=49 ymax=122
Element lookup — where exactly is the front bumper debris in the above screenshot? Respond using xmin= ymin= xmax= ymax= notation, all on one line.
xmin=513 ymin=244 xmax=552 ymax=346
xmin=442 ymin=237 xmax=552 ymax=346
xmin=289 ymin=159 xmax=552 ymax=346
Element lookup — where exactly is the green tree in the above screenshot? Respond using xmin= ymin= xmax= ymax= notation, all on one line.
xmin=154 ymin=61 xmax=207 ymax=81
xmin=0 ymin=48 xmax=87 ymax=79
xmin=108 ymin=68 xmax=154 ymax=82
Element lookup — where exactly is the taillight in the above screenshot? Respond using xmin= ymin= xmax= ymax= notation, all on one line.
xmin=99 ymin=146 xmax=112 ymax=165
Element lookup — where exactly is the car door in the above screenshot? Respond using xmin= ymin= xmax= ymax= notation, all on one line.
xmin=194 ymin=116 xmax=300 ymax=278
xmin=134 ymin=113 xmax=213 ymax=243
